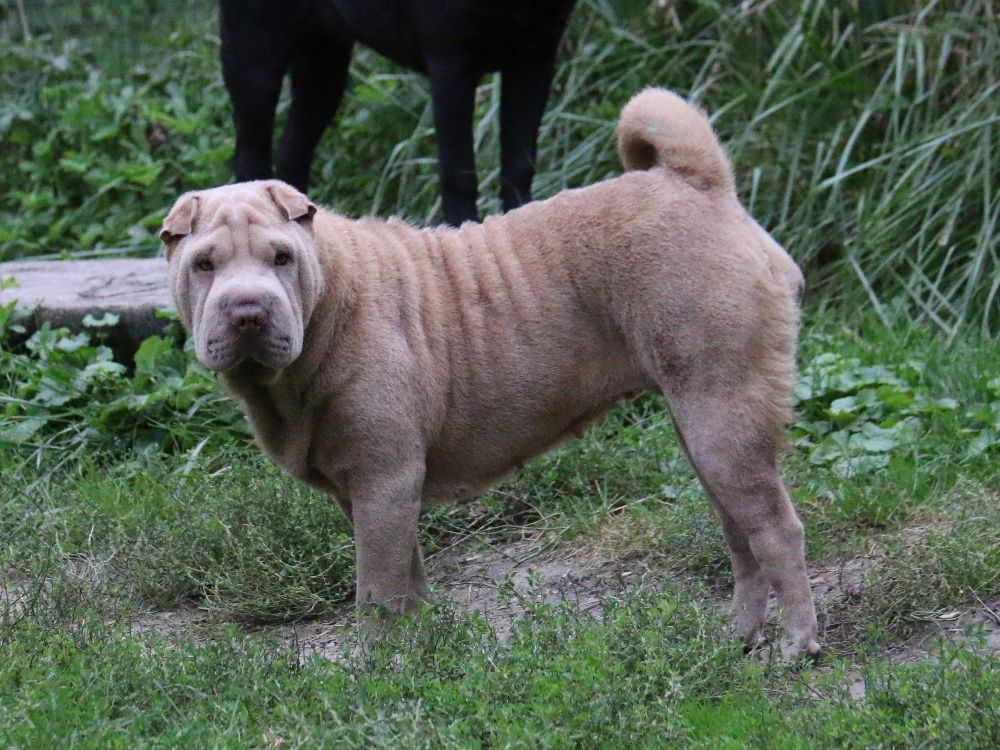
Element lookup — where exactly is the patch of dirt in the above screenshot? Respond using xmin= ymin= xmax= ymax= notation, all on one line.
xmin=883 ymin=605 xmax=1000 ymax=664
xmin=127 ymin=604 xmax=210 ymax=642
xmin=269 ymin=534 xmax=660 ymax=663
xmin=0 ymin=579 xmax=33 ymax=620
xmin=431 ymin=537 xmax=650 ymax=630
xmin=809 ymin=556 xmax=870 ymax=648
xmin=123 ymin=526 xmax=999 ymax=671
xmin=842 ymin=604 xmax=1000 ymax=702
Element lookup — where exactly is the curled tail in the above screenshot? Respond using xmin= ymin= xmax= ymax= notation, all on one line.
xmin=616 ymin=88 xmax=735 ymax=195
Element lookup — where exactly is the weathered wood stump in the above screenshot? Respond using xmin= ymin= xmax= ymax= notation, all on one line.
xmin=0 ymin=257 xmax=173 ymax=357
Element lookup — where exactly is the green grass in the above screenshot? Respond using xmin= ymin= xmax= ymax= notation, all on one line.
xmin=2 ymin=587 xmax=998 ymax=748
xmin=2 ymin=319 xmax=999 ymax=741
xmin=2 ymin=0 xmax=999 ymax=745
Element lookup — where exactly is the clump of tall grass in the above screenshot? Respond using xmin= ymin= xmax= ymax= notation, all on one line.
xmin=542 ymin=1 xmax=998 ymax=338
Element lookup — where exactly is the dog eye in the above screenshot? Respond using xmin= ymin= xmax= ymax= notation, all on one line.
xmin=195 ymin=258 xmax=214 ymax=272
xmin=274 ymin=250 xmax=292 ymax=266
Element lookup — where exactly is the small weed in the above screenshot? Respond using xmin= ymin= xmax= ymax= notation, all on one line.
xmin=129 ymin=455 xmax=355 ymax=621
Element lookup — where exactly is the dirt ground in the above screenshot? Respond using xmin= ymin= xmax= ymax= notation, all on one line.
xmin=125 ymin=529 xmax=1000 ymax=675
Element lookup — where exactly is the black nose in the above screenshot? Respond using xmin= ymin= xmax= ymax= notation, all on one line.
xmin=228 ymin=301 xmax=268 ymax=331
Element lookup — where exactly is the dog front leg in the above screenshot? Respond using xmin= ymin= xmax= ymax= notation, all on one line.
xmin=350 ymin=461 xmax=428 ymax=615
xmin=276 ymin=33 xmax=354 ymax=192
xmin=499 ymin=59 xmax=558 ymax=211
xmin=428 ymin=64 xmax=480 ymax=226
xmin=220 ymin=0 xmax=291 ymax=182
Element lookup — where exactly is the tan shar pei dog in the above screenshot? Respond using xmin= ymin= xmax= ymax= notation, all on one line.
xmin=161 ymin=88 xmax=820 ymax=659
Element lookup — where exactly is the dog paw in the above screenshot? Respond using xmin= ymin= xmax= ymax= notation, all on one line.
xmin=778 ymin=637 xmax=823 ymax=667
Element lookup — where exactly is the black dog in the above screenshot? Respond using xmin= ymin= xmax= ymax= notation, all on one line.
xmin=220 ymin=0 xmax=578 ymax=226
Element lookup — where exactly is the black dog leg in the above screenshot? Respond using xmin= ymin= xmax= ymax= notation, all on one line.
xmin=428 ymin=64 xmax=480 ymax=226
xmin=220 ymin=2 xmax=293 ymax=182
xmin=276 ymin=34 xmax=354 ymax=192
xmin=499 ymin=57 xmax=558 ymax=212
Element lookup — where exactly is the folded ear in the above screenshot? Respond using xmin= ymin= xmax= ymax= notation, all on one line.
xmin=266 ymin=182 xmax=317 ymax=223
xmin=160 ymin=193 xmax=200 ymax=259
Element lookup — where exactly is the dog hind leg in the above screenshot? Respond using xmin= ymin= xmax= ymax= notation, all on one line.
xmin=718 ymin=508 xmax=771 ymax=650
xmin=664 ymin=385 xmax=820 ymax=660
xmin=671 ymin=418 xmax=769 ymax=648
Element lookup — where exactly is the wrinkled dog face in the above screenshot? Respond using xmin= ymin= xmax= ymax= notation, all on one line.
xmin=160 ymin=181 xmax=324 ymax=373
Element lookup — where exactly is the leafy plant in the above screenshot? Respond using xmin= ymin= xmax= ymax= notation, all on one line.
xmin=964 ymin=376 xmax=1000 ymax=457
xmin=0 ymin=312 xmax=246 ymax=457
xmin=793 ymin=346 xmax=963 ymax=478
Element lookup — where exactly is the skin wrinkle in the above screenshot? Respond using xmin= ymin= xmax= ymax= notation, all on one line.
xmin=484 ymin=222 xmax=516 ymax=314
xmin=468 ymin=223 xmax=518 ymax=372
xmin=485 ymin=219 xmax=539 ymax=337
xmin=461 ymin=224 xmax=517 ymax=403
xmin=457 ymin=228 xmax=492 ymax=367
xmin=434 ymin=227 xmax=476 ymax=391
xmin=161 ymin=88 xmax=820 ymax=658
xmin=410 ymin=229 xmax=446 ymax=385
xmin=363 ymin=223 xmax=399 ymax=313
xmin=441 ymin=227 xmax=477 ymax=349
xmin=445 ymin=225 xmax=493 ymax=378
xmin=480 ymin=219 xmax=525 ymax=336
xmin=386 ymin=221 xmax=429 ymax=365
xmin=407 ymin=229 xmax=454 ymax=437
xmin=450 ymin=222 xmax=526 ymax=398
xmin=480 ymin=220 xmax=541 ymax=391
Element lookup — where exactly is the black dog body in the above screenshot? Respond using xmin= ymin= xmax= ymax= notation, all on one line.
xmin=220 ymin=0 xmax=577 ymax=225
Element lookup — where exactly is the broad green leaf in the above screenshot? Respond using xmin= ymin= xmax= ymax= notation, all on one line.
xmin=82 ymin=312 xmax=120 ymax=328
xmin=0 ymin=416 xmax=47 ymax=443
xmin=832 ymin=453 xmax=891 ymax=478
